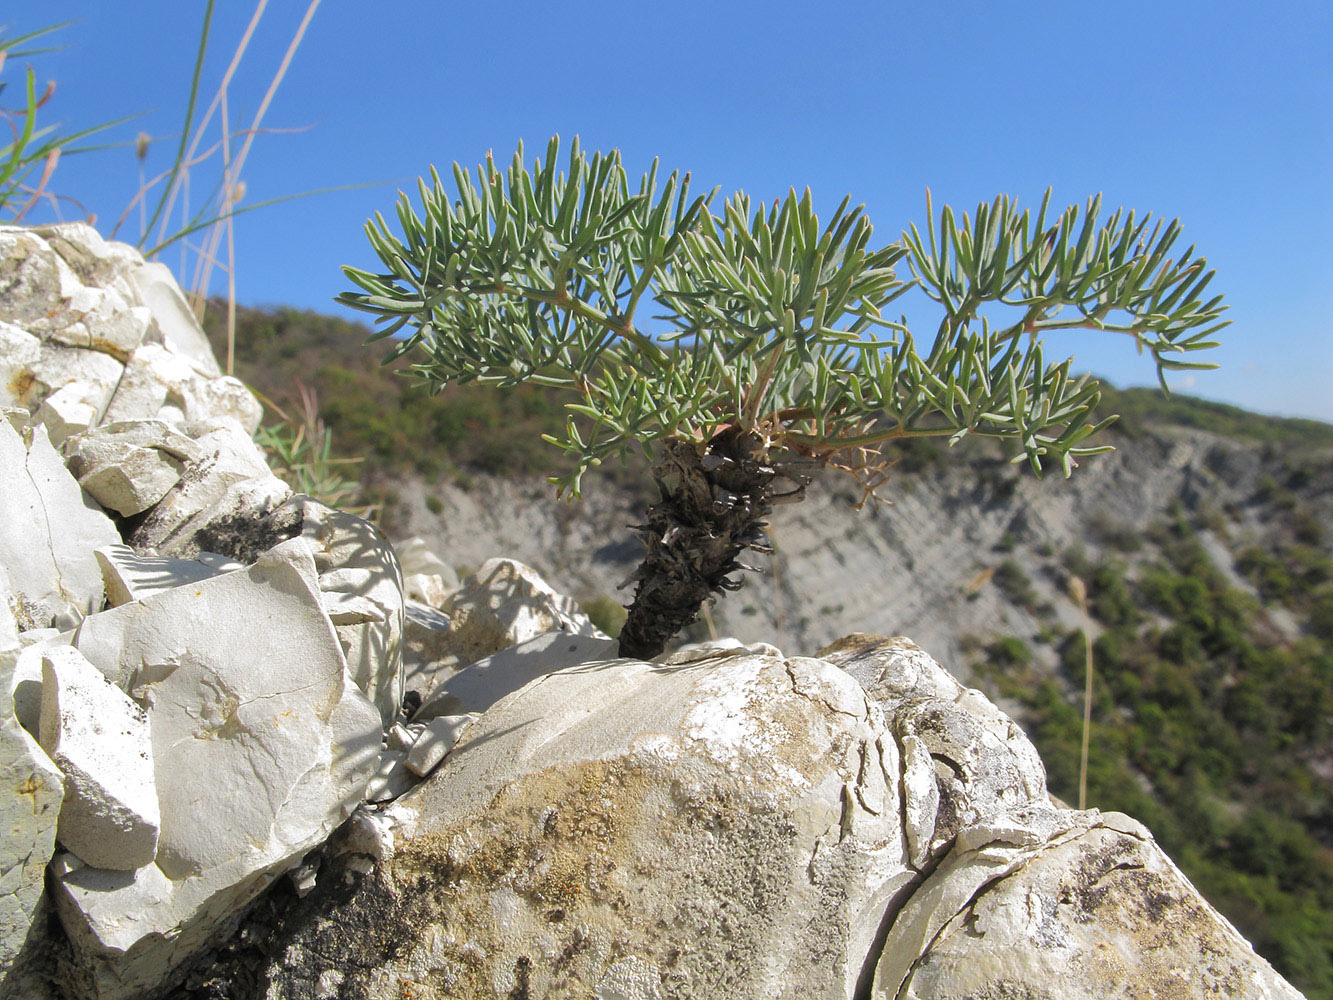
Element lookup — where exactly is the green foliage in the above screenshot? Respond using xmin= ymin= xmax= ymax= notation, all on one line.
xmin=992 ymin=558 xmax=1039 ymax=611
xmin=341 ymin=136 xmax=1226 ymax=497
xmin=990 ymin=538 xmax=1333 ymax=997
xmin=0 ymin=23 xmax=127 ymax=221
xmin=252 ymin=399 xmax=370 ymax=517
xmin=1096 ymin=385 xmax=1333 ymax=451
xmin=580 ymin=594 xmax=627 ymax=638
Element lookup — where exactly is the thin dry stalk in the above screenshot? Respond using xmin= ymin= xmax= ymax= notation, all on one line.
xmin=1069 ymin=575 xmax=1094 ymax=810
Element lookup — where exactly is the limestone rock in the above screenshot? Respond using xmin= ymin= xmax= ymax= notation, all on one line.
xmin=404 ymin=713 xmax=474 ymax=777
xmin=281 ymin=496 xmax=404 ymax=725
xmin=52 ymin=537 xmax=381 ymax=999
xmin=401 ymin=600 xmax=453 ymax=700
xmin=402 ymin=557 xmax=604 ymax=700
xmin=94 ymin=544 xmax=230 ymax=607
xmin=38 ymin=647 xmax=158 ymax=871
xmin=0 ymin=322 xmax=123 ymax=421
xmin=122 ymin=262 xmax=221 ymax=379
xmin=0 ymin=416 xmax=119 ymax=629
xmin=30 ymin=382 xmax=102 ymax=447
xmin=0 ymin=228 xmax=148 ymax=362
xmin=215 ymin=645 xmax=914 ymax=1000
xmin=8 ymin=633 xmax=67 ymax=738
xmin=821 ymin=634 xmax=1048 ymax=855
xmin=364 ymin=749 xmax=417 ymax=804
xmin=0 ymin=631 xmax=63 ymax=983
xmin=396 ymin=536 xmax=459 ymax=608
xmin=446 ymin=557 xmax=601 ymax=654
xmin=123 ymin=417 xmax=291 ymax=559
xmin=30 ymin=223 xmax=145 ymax=299
xmin=871 ymin=812 xmax=1304 ymax=1000
xmin=64 ymin=420 xmax=201 ymax=517
xmin=414 ymin=629 xmax=618 ymax=721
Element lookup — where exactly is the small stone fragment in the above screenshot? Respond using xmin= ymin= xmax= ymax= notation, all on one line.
xmin=39 ymin=646 xmax=159 ymax=871
xmin=365 ymin=749 xmax=418 ymax=803
xmin=405 ymin=714 xmax=474 ymax=777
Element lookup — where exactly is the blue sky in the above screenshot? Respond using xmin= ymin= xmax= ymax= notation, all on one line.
xmin=11 ymin=1 xmax=1333 ymax=421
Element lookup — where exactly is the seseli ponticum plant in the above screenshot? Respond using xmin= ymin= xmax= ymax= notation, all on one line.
xmin=341 ymin=136 xmax=1226 ymax=659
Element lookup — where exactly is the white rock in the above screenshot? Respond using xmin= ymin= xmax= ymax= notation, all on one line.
xmin=0 ymin=322 xmax=41 ymax=409
xmin=0 ymin=322 xmax=124 ymax=416
xmin=871 ymin=812 xmax=1305 ymax=1000
xmin=8 ymin=632 xmax=67 ymax=737
xmin=31 ymin=223 xmax=145 ymax=297
xmin=400 ymin=600 xmax=452 ymax=701
xmin=0 ymin=416 xmax=120 ymax=629
xmin=124 ymin=261 xmax=222 ymax=378
xmin=0 ymin=228 xmax=149 ymax=361
xmin=384 ymin=723 xmax=417 ymax=753
xmin=0 ymin=711 xmax=63 ymax=980
xmin=443 ymin=557 xmax=603 ymax=663
xmin=401 ymin=557 xmax=606 ymax=704
xmin=365 ymin=749 xmax=418 ymax=803
xmin=280 ymin=496 xmax=404 ymax=725
xmin=0 ymin=580 xmax=63 ymax=980
xmin=54 ymin=536 xmax=380 ymax=998
xmin=64 ymin=419 xmax=202 ymax=516
xmin=94 ymin=544 xmax=227 ymax=607
xmin=124 ymin=417 xmax=291 ymax=558
xmin=0 ymin=567 xmax=18 ymax=672
xmin=396 ymin=537 xmax=459 ymax=607
xmin=404 ymin=714 xmax=474 ymax=777
xmin=403 ymin=571 xmax=452 ymax=609
xmin=98 ymin=342 xmax=198 ymax=428
xmin=38 ymin=646 xmax=158 ymax=870
xmin=31 ymin=381 xmax=102 ymax=446
xmin=259 ymin=646 xmax=913 ymax=1000
xmin=414 ymin=629 xmax=619 ymax=721
xmin=395 ymin=536 xmax=456 ymax=580
xmin=181 ymin=377 xmax=263 ymax=436
xmin=900 ymin=733 xmax=940 ymax=868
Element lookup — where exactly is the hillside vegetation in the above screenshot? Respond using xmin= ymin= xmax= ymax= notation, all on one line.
xmin=204 ymin=302 xmax=1333 ymax=998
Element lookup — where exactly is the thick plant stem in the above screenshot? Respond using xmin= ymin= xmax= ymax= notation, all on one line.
xmin=617 ymin=428 xmax=776 ymax=660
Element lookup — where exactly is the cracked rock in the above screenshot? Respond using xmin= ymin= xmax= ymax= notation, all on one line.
xmin=872 ymin=813 xmax=1304 ymax=1000
xmin=64 ymin=420 xmax=202 ymax=516
xmin=0 ymin=587 xmax=63 ymax=981
xmin=0 ymin=414 xmax=119 ymax=629
xmin=52 ymin=536 xmax=380 ymax=999
xmin=200 ymin=646 xmax=912 ymax=1000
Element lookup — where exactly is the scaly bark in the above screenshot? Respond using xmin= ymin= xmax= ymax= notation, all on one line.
xmin=617 ymin=426 xmax=780 ymax=660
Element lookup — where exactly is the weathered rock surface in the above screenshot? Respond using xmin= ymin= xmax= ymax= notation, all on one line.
xmin=871 ymin=810 xmax=1304 ymax=999
xmin=414 ymin=628 xmax=617 ymax=721
xmin=396 ymin=535 xmax=459 ymax=609
xmin=123 ymin=417 xmax=291 ymax=558
xmin=93 ymin=544 xmax=237 ymax=607
xmin=210 ymin=644 xmax=916 ymax=1000
xmin=192 ymin=633 xmax=1308 ymax=1000
xmin=0 ymin=414 xmax=120 ymax=630
xmin=64 ymin=419 xmax=202 ymax=516
xmin=38 ymin=647 xmax=158 ymax=871
xmin=51 ymin=538 xmax=381 ymax=999
xmin=0 ymin=587 xmax=63 ymax=988
xmin=285 ymin=496 xmax=404 ymax=726
xmin=402 ymin=557 xmax=603 ymax=706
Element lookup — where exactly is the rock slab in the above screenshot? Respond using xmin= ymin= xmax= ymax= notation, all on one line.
xmin=38 ymin=646 xmax=158 ymax=871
